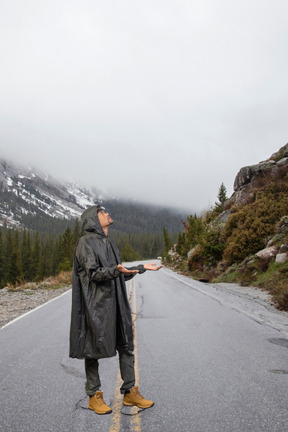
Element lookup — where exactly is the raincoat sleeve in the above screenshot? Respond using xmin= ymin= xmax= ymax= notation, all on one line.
xmin=92 ymin=265 xmax=121 ymax=281
xmin=77 ymin=239 xmax=121 ymax=282
xmin=124 ymin=264 xmax=146 ymax=281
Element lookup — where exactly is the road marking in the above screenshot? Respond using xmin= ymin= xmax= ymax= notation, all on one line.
xmin=130 ymin=278 xmax=142 ymax=432
xmin=109 ymin=369 xmax=123 ymax=432
xmin=0 ymin=289 xmax=71 ymax=330
xmin=164 ymin=269 xmax=288 ymax=336
xmin=109 ymin=278 xmax=141 ymax=432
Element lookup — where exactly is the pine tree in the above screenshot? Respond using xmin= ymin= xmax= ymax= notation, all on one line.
xmin=58 ymin=227 xmax=74 ymax=272
xmin=43 ymin=236 xmax=58 ymax=277
xmin=163 ymin=226 xmax=173 ymax=258
xmin=8 ymin=230 xmax=23 ymax=285
xmin=121 ymin=244 xmax=140 ymax=262
xmin=73 ymin=218 xmax=81 ymax=246
xmin=176 ymin=231 xmax=185 ymax=256
xmin=151 ymin=236 xmax=159 ymax=258
xmin=0 ymin=229 xmax=6 ymax=288
xmin=215 ymin=182 xmax=228 ymax=208
xmin=31 ymin=232 xmax=41 ymax=281
xmin=21 ymin=229 xmax=33 ymax=281
xmin=4 ymin=229 xmax=13 ymax=283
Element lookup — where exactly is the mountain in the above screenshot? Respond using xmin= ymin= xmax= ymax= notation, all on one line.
xmin=0 ymin=159 xmax=183 ymax=234
xmin=0 ymin=159 xmax=101 ymax=226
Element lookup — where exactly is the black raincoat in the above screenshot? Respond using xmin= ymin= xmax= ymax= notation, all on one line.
xmin=69 ymin=206 xmax=145 ymax=359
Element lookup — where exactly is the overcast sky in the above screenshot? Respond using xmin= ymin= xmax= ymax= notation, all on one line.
xmin=0 ymin=0 xmax=287 ymax=213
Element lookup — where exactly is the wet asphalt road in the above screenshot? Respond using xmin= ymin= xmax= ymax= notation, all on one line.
xmin=1 ymin=266 xmax=288 ymax=432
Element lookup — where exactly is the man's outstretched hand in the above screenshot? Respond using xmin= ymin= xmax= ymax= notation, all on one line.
xmin=144 ymin=263 xmax=164 ymax=271
xmin=117 ymin=265 xmax=139 ymax=275
xmin=118 ymin=263 xmax=163 ymax=274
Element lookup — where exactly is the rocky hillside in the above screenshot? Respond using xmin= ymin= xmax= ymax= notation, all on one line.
xmin=168 ymin=143 xmax=288 ymax=310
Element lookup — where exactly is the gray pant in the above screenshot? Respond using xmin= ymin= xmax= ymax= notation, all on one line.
xmin=85 ymin=347 xmax=135 ymax=396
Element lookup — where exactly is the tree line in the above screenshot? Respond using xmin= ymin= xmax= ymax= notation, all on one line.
xmin=0 ymin=221 xmax=175 ymax=288
xmin=0 ymin=220 xmax=82 ymax=288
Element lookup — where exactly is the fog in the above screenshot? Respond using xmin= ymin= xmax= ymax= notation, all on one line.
xmin=1 ymin=0 xmax=287 ymax=212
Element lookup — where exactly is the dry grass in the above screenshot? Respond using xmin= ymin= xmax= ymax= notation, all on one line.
xmin=6 ymin=271 xmax=73 ymax=292
xmin=49 ymin=271 xmax=73 ymax=286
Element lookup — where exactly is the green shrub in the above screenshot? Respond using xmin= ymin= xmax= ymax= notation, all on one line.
xmin=201 ymin=229 xmax=225 ymax=265
xmin=223 ymin=184 xmax=288 ymax=264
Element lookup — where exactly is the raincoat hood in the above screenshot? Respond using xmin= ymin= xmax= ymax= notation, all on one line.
xmin=81 ymin=205 xmax=105 ymax=235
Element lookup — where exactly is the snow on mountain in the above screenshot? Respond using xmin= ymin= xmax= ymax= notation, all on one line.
xmin=0 ymin=159 xmax=103 ymax=227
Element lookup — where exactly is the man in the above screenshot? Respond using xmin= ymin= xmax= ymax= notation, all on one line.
xmin=69 ymin=205 xmax=163 ymax=415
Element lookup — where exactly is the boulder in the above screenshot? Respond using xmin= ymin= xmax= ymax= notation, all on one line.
xmin=233 ymin=161 xmax=275 ymax=191
xmin=227 ymin=144 xmax=288 ymax=207
xmin=276 ymin=157 xmax=288 ymax=167
xmin=275 ymin=253 xmax=287 ymax=264
xmin=270 ymin=143 xmax=288 ymax=161
xmin=228 ymin=188 xmax=255 ymax=205
xmin=187 ymin=245 xmax=198 ymax=260
xmin=187 ymin=244 xmax=203 ymax=261
xmin=256 ymin=246 xmax=278 ymax=260
xmin=213 ymin=210 xmax=231 ymax=226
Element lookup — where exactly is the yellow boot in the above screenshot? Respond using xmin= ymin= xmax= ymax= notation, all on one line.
xmin=123 ymin=386 xmax=154 ymax=409
xmin=88 ymin=391 xmax=112 ymax=415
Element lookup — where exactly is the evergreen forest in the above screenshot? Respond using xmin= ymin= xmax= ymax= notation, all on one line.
xmin=0 ymin=219 xmax=177 ymax=289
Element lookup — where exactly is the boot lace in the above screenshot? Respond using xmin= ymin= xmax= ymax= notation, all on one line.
xmin=96 ymin=394 xmax=105 ymax=406
xmin=133 ymin=388 xmax=144 ymax=401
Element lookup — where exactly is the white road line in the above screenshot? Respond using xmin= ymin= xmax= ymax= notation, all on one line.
xmin=164 ymin=269 xmax=288 ymax=336
xmin=1 ymin=289 xmax=71 ymax=330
